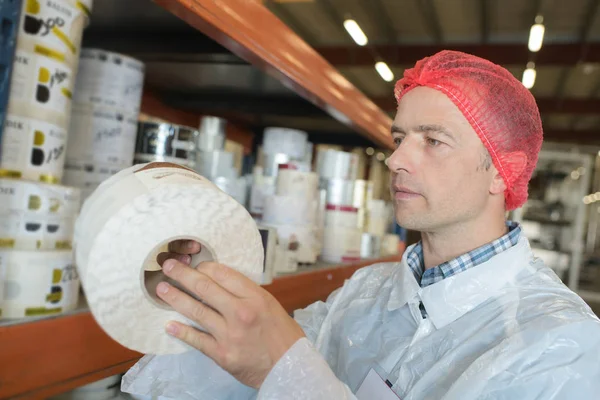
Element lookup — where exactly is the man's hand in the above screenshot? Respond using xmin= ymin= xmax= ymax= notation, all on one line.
xmin=156 ymin=241 xmax=306 ymax=389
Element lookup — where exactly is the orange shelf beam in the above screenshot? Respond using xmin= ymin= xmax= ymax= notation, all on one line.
xmin=0 ymin=254 xmax=403 ymax=399
xmin=153 ymin=0 xmax=394 ymax=149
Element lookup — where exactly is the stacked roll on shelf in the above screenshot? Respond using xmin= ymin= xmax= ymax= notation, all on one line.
xmin=63 ymin=48 xmax=144 ymax=199
xmin=250 ymin=127 xmax=309 ymax=218
xmin=0 ymin=0 xmax=92 ymax=323
xmin=135 ymin=121 xmax=197 ymax=168
xmin=1 ymin=0 xmax=92 ymax=183
xmin=194 ymin=116 xmax=247 ymax=205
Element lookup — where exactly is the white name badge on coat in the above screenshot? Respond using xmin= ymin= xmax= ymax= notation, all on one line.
xmin=356 ymin=368 xmax=401 ymax=400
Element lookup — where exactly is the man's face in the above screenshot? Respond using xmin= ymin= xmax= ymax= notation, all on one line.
xmin=388 ymin=86 xmax=499 ymax=232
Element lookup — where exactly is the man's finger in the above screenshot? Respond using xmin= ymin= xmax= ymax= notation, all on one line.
xmin=157 ymin=281 xmax=225 ymax=335
xmin=195 ymin=261 xmax=258 ymax=298
xmin=157 ymin=252 xmax=191 ymax=266
xmin=162 ymin=259 xmax=240 ymax=317
xmin=168 ymin=240 xmax=202 ymax=254
xmin=165 ymin=321 xmax=221 ymax=362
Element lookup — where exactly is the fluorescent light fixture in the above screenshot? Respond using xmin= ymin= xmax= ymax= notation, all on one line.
xmin=375 ymin=61 xmax=394 ymax=82
xmin=522 ymin=62 xmax=536 ymax=89
xmin=343 ymin=19 xmax=368 ymax=46
xmin=528 ymin=23 xmax=545 ymax=52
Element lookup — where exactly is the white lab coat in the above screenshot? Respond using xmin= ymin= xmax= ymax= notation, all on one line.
xmin=122 ymin=236 xmax=600 ymax=399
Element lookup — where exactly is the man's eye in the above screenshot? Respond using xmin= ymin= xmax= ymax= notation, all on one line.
xmin=394 ymin=137 xmax=403 ymax=146
xmin=427 ymin=138 xmax=441 ymax=146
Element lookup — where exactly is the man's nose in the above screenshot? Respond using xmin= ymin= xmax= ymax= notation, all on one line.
xmin=387 ymin=135 xmax=419 ymax=174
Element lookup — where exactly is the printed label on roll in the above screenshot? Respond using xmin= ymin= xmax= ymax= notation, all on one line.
xmin=66 ymin=104 xmax=138 ymax=167
xmin=6 ymin=50 xmax=74 ymax=131
xmin=0 ymin=178 xmax=80 ymax=215
xmin=74 ymin=49 xmax=145 ymax=114
xmin=17 ymin=0 xmax=87 ymax=66
xmin=0 ymin=211 xmax=75 ymax=250
xmin=0 ymin=115 xmax=67 ymax=182
xmin=0 ymin=250 xmax=79 ymax=319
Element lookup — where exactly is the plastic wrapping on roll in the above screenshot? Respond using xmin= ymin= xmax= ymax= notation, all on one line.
xmin=0 ymin=250 xmax=79 ymax=319
xmin=74 ymin=162 xmax=264 ymax=354
xmin=263 ymin=153 xmax=290 ymax=177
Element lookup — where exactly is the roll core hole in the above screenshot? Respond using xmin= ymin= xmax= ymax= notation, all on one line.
xmin=142 ymin=237 xmax=216 ymax=309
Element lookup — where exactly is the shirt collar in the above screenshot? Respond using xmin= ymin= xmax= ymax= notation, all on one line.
xmin=388 ymin=236 xmax=535 ymax=329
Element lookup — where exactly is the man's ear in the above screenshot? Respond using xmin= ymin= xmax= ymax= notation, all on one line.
xmin=489 ymin=151 xmax=527 ymax=195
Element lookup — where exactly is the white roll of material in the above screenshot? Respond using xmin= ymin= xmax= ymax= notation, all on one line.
xmin=360 ymin=233 xmax=382 ymax=259
xmin=74 ymin=162 xmax=264 ymax=355
xmin=262 ymin=153 xmax=290 ymax=177
xmin=262 ymin=195 xmax=317 ymax=225
xmin=381 ymin=234 xmax=401 ymax=256
xmin=196 ymin=150 xmax=235 ymax=180
xmin=0 ymin=212 xmax=75 ymax=250
xmin=249 ymin=175 xmax=276 ymax=218
xmin=66 ymin=103 xmax=138 ymax=168
xmin=197 ymin=116 xmax=226 ymax=152
xmin=0 ymin=250 xmax=79 ymax=319
xmin=262 ymin=127 xmax=308 ymax=160
xmin=317 ymin=149 xmax=358 ymax=180
xmin=0 ymin=178 xmax=80 ymax=216
xmin=63 ymin=160 xmax=123 ymax=201
xmin=324 ymin=204 xmax=358 ymax=228
xmin=366 ymin=216 xmax=388 ymax=237
xmin=275 ymin=166 xmax=318 ymax=198
xmin=1 ymin=105 xmax=69 ymax=183
xmin=322 ymin=178 xmax=355 ymax=207
xmin=321 ymin=226 xmax=361 ymax=264
xmin=353 ymin=180 xmax=374 ymax=209
xmin=263 ymin=223 xmax=318 ymax=264
xmin=14 ymin=0 xmax=90 ymax=68
xmin=73 ymin=49 xmax=145 ymax=114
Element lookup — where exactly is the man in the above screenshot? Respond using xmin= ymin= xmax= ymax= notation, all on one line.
xmin=124 ymin=51 xmax=600 ymax=399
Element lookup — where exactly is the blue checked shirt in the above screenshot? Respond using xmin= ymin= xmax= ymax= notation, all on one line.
xmin=408 ymin=221 xmax=522 ymax=288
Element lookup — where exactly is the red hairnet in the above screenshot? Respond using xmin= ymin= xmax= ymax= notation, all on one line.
xmin=394 ymin=50 xmax=543 ymax=210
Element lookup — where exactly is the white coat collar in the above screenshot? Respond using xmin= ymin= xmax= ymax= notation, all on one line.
xmin=387 ymin=236 xmax=535 ymax=329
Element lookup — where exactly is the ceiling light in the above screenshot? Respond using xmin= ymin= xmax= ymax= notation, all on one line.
xmin=375 ymin=61 xmax=394 ymax=82
xmin=584 ymin=196 xmax=592 ymax=205
xmin=343 ymin=19 xmax=368 ymax=46
xmin=366 ymin=147 xmax=375 ymax=156
xmin=522 ymin=62 xmax=536 ymax=89
xmin=528 ymin=16 xmax=545 ymax=52
xmin=571 ymin=171 xmax=580 ymax=180
xmin=376 ymin=152 xmax=386 ymax=161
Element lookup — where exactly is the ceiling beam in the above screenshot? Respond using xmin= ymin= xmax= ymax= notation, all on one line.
xmin=313 ymin=43 xmax=600 ymax=66
xmin=545 ymin=129 xmax=600 ymax=144
xmin=479 ymin=0 xmax=490 ymax=43
xmin=265 ymin=1 xmax=319 ymax=44
xmin=415 ymin=0 xmax=443 ymax=43
xmin=372 ymin=96 xmax=600 ymax=114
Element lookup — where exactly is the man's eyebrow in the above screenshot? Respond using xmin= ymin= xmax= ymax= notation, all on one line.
xmin=391 ymin=125 xmax=405 ymax=134
xmin=414 ymin=124 xmax=455 ymax=140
